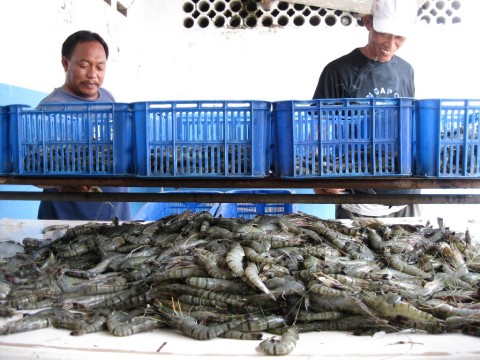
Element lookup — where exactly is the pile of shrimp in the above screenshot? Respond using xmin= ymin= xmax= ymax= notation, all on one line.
xmin=1 ymin=211 xmax=480 ymax=356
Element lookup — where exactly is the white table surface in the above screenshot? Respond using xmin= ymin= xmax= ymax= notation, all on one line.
xmin=1 ymin=218 xmax=480 ymax=360
xmin=0 ymin=324 xmax=479 ymax=360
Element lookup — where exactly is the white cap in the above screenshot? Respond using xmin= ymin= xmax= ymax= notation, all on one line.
xmin=371 ymin=0 xmax=418 ymax=37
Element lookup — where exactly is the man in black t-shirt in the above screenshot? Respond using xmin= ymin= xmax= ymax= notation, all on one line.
xmin=313 ymin=0 xmax=421 ymax=219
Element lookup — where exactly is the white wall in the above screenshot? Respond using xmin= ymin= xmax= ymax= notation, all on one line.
xmin=0 ymin=0 xmax=479 ymax=223
xmin=100 ymin=0 xmax=480 ymax=101
xmin=2 ymin=0 xmax=479 ymax=101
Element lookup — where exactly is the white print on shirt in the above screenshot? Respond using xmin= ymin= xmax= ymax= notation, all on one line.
xmin=366 ymin=88 xmax=400 ymax=98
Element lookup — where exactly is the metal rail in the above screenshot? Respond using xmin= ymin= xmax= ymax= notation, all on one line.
xmin=0 ymin=192 xmax=480 ymax=205
xmin=1 ymin=176 xmax=480 ymax=204
xmin=2 ymin=176 xmax=480 ymax=189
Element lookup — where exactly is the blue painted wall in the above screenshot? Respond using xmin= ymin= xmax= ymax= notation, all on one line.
xmin=0 ymin=83 xmax=46 ymax=219
xmin=294 ymin=189 xmax=335 ymax=220
xmin=0 ymin=83 xmax=46 ymax=108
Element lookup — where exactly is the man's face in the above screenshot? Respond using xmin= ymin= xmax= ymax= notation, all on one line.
xmin=364 ymin=15 xmax=407 ymax=63
xmin=62 ymin=41 xmax=107 ymax=100
xmin=369 ymin=29 xmax=406 ymax=62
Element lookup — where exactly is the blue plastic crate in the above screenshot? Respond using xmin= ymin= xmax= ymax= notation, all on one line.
xmin=9 ymin=103 xmax=134 ymax=176
xmin=415 ymin=99 xmax=480 ymax=177
xmin=0 ymin=106 xmax=9 ymax=174
xmin=133 ymin=190 xmax=221 ymax=221
xmin=215 ymin=189 xmax=296 ymax=220
xmin=132 ymin=100 xmax=271 ymax=177
xmin=272 ymin=98 xmax=414 ymax=178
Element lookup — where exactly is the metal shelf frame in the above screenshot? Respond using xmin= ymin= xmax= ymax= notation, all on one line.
xmin=1 ymin=176 xmax=480 ymax=205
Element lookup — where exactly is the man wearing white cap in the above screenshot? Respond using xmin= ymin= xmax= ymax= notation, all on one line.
xmin=313 ymin=0 xmax=421 ymax=219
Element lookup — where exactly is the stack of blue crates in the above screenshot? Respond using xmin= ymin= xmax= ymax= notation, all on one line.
xmin=215 ymin=189 xmax=296 ymax=220
xmin=133 ymin=190 xmax=222 ymax=221
xmin=3 ymin=97 xmax=479 ymax=219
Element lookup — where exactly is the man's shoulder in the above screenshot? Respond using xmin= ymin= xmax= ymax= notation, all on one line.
xmin=38 ymin=88 xmax=69 ymax=105
xmin=324 ymin=48 xmax=363 ymax=70
xmin=328 ymin=48 xmax=360 ymax=63
xmin=38 ymin=88 xmax=115 ymax=106
xmin=393 ymin=55 xmax=413 ymax=69
xmin=98 ymin=88 xmax=115 ymax=102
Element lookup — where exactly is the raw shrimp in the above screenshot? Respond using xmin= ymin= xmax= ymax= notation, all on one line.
xmin=235 ymin=315 xmax=285 ymax=333
xmin=258 ymin=326 xmax=298 ymax=356
xmin=244 ymin=261 xmax=275 ymax=300
xmin=106 ymin=310 xmax=163 ymax=336
xmin=195 ymin=250 xmax=235 ymax=280
xmin=171 ymin=314 xmax=247 ymax=340
xmin=0 ymin=309 xmax=53 ymax=335
xmin=226 ymin=243 xmax=246 ymax=278
xmin=360 ymin=290 xmax=438 ymax=323
xmin=150 ymin=266 xmax=208 ymax=282
xmin=185 ymin=277 xmax=257 ymax=295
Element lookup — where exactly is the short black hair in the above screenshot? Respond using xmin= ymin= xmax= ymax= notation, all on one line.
xmin=61 ymin=30 xmax=109 ymax=60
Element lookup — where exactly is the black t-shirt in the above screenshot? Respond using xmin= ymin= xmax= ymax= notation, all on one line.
xmin=313 ymin=48 xmax=415 ymax=99
xmin=313 ymin=48 xmax=419 ymax=206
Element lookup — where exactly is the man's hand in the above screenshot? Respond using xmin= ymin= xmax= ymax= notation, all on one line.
xmin=37 ymin=185 xmax=102 ymax=192
xmin=314 ymin=188 xmax=346 ymax=195
xmin=59 ymin=186 xmax=103 ymax=192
